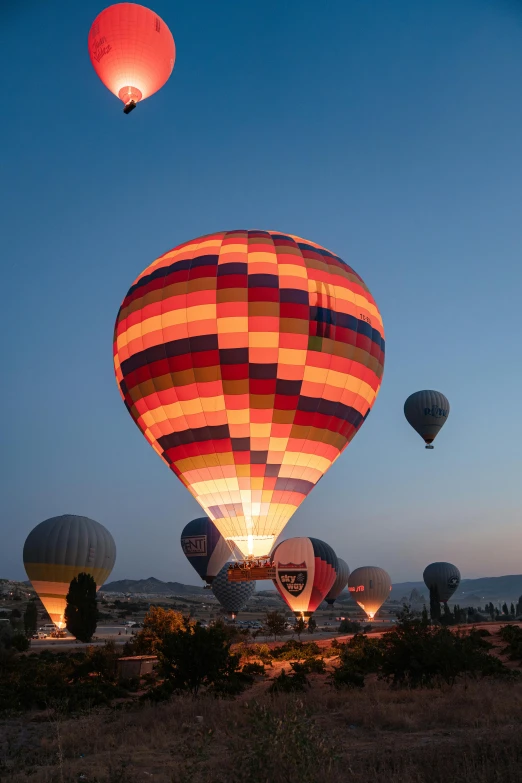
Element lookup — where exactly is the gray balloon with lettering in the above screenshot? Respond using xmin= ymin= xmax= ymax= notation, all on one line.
xmin=423 ymin=562 xmax=461 ymax=603
xmin=404 ymin=390 xmax=450 ymax=448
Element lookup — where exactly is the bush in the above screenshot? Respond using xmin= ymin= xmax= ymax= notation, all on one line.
xmin=159 ymin=617 xmax=253 ymax=697
xmin=329 ymin=665 xmax=365 ymax=689
xmin=299 ymin=657 xmax=326 ymax=674
xmin=271 ymin=640 xmax=321 ymax=661
xmin=379 ymin=616 xmax=516 ymax=688
xmin=338 ymin=619 xmax=362 ymax=634
xmin=10 ymin=633 xmax=29 ymax=652
xmin=268 ymin=666 xmax=310 ymax=694
xmin=498 ymin=624 xmax=522 ymax=662
xmin=0 ymin=648 xmax=130 ymax=713
xmin=339 ymin=633 xmax=383 ymax=674
xmin=242 ymin=661 xmax=266 ymax=676
xmin=131 ymin=606 xmax=185 ymax=654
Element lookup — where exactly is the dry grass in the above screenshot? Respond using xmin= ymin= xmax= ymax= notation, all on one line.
xmin=2 ymin=677 xmax=522 ymax=782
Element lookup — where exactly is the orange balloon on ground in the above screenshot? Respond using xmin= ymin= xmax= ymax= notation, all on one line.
xmin=88 ymin=3 xmax=175 ymax=113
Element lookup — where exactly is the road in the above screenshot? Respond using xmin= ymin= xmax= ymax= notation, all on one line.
xmin=31 ymin=625 xmax=136 ymax=651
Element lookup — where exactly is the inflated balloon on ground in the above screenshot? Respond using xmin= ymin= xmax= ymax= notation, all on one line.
xmin=180 ymin=517 xmax=232 ymax=585
xmin=348 ymin=566 xmax=391 ymax=620
xmin=114 ymin=230 xmax=385 ymax=560
xmin=211 ymin=562 xmax=255 ymax=618
xmin=423 ymin=562 xmax=461 ymax=603
xmin=23 ymin=515 xmax=116 ymax=629
xmin=271 ymin=537 xmax=338 ymax=619
xmin=325 ymin=557 xmax=350 ymax=606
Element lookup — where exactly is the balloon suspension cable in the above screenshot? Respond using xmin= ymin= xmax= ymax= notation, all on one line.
xmin=123 ymin=100 xmax=137 ymax=115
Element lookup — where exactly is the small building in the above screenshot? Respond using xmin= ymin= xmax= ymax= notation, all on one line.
xmin=116 ymin=655 xmax=158 ymax=680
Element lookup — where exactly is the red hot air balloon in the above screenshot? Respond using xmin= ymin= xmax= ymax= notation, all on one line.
xmin=271 ymin=537 xmax=338 ymax=619
xmin=113 ymin=230 xmax=385 ymax=560
xmin=88 ymin=4 xmax=175 ymax=114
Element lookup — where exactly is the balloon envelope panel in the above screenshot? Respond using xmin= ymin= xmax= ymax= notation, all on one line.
xmin=325 ymin=557 xmax=350 ymax=605
xmin=404 ymin=390 xmax=450 ymax=446
xmin=88 ymin=3 xmax=175 ymax=107
xmin=423 ymin=562 xmax=461 ymax=603
xmin=348 ymin=566 xmax=391 ymax=620
xmin=23 ymin=515 xmax=116 ymax=628
xmin=114 ymin=230 xmax=385 ymax=559
xmin=211 ymin=562 xmax=255 ymax=616
xmin=272 ymin=537 xmax=338 ymax=617
xmin=180 ymin=517 xmax=232 ymax=584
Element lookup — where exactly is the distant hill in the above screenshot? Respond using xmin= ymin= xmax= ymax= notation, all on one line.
xmin=100 ymin=577 xmax=205 ymax=596
xmin=98 ymin=573 xmax=522 ymax=604
xmin=390 ymin=575 xmax=522 ymax=605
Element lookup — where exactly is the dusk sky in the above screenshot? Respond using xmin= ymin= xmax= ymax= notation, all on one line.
xmin=2 ymin=0 xmax=521 ymax=585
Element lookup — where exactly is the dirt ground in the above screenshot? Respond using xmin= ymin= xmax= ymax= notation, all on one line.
xmin=2 ymin=675 xmax=522 ymax=783
xmin=2 ymin=625 xmax=522 ymax=783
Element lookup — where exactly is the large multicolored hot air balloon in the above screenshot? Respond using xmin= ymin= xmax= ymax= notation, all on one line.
xmin=272 ymin=537 xmax=338 ymax=619
xmin=23 ymin=515 xmax=116 ymax=629
xmin=348 ymin=566 xmax=391 ymax=620
xmin=114 ymin=230 xmax=385 ymax=560
xmin=88 ymin=3 xmax=175 ymax=114
xmin=423 ymin=562 xmax=461 ymax=603
xmin=404 ymin=390 xmax=450 ymax=449
xmin=211 ymin=562 xmax=255 ymax=618
xmin=180 ymin=517 xmax=232 ymax=585
xmin=325 ymin=557 xmax=350 ymax=606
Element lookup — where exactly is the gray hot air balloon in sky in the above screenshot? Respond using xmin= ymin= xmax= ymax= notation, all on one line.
xmin=404 ymin=390 xmax=450 ymax=449
xmin=23 ymin=514 xmax=116 ymax=629
xmin=348 ymin=566 xmax=392 ymax=620
xmin=325 ymin=558 xmax=350 ymax=606
xmin=211 ymin=562 xmax=256 ymax=619
xmin=423 ymin=562 xmax=461 ymax=603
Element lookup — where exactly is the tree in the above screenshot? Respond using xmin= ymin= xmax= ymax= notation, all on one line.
xmin=516 ymin=596 xmax=522 ymax=618
xmin=307 ymin=617 xmax=317 ymax=634
xmin=421 ymin=606 xmax=429 ymax=624
xmin=440 ymin=603 xmax=454 ymax=626
xmin=510 ymin=603 xmax=515 ymax=617
xmin=132 ymin=606 xmax=185 ymax=654
xmin=502 ymin=603 xmax=509 ymax=617
xmin=64 ymin=572 xmax=99 ymax=643
xmin=159 ymin=618 xmax=251 ymax=697
xmin=338 ymin=619 xmax=362 ymax=634
xmin=23 ymin=601 xmax=38 ymax=637
xmin=294 ymin=617 xmax=306 ymax=641
xmin=429 ymin=585 xmax=441 ymax=622
xmin=9 ymin=608 xmax=23 ymax=633
xmin=265 ymin=610 xmax=286 ymax=641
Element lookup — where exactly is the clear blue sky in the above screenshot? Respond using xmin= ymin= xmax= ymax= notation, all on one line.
xmin=1 ymin=0 xmax=521 ymax=584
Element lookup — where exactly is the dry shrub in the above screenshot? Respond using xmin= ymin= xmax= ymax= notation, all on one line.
xmin=3 ymin=680 xmax=522 ymax=782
